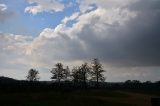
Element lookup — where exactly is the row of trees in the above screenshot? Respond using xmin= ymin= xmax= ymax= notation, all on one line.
xmin=26 ymin=58 xmax=106 ymax=87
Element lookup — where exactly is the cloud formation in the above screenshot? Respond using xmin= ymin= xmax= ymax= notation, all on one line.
xmin=0 ymin=4 xmax=14 ymax=23
xmin=0 ymin=4 xmax=7 ymax=11
xmin=1 ymin=0 xmax=160 ymax=81
xmin=25 ymin=0 xmax=64 ymax=15
xmin=26 ymin=0 xmax=160 ymax=67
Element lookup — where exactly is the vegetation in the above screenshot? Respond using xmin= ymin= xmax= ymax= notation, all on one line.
xmin=1 ymin=58 xmax=160 ymax=90
xmin=0 ymin=58 xmax=160 ymax=106
xmin=91 ymin=58 xmax=105 ymax=88
xmin=51 ymin=63 xmax=67 ymax=83
xmin=49 ymin=58 xmax=106 ymax=88
xmin=71 ymin=63 xmax=91 ymax=87
xmin=26 ymin=69 xmax=40 ymax=81
xmin=0 ymin=90 xmax=131 ymax=106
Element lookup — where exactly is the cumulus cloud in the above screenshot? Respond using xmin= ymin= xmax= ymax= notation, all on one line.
xmin=70 ymin=0 xmax=160 ymax=67
xmin=62 ymin=12 xmax=79 ymax=24
xmin=25 ymin=0 xmax=64 ymax=15
xmin=0 ymin=33 xmax=32 ymax=63
xmin=1 ymin=0 xmax=160 ymax=81
xmin=3 ymin=0 xmax=160 ymax=67
xmin=0 ymin=4 xmax=7 ymax=11
xmin=26 ymin=0 xmax=160 ymax=67
xmin=77 ymin=0 xmax=138 ymax=13
xmin=0 ymin=33 xmax=32 ymax=79
xmin=0 ymin=4 xmax=14 ymax=23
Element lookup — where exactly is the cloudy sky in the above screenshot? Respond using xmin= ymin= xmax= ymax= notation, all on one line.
xmin=0 ymin=0 xmax=160 ymax=82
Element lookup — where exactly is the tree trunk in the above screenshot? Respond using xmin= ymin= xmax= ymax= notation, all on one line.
xmin=96 ymin=73 xmax=99 ymax=88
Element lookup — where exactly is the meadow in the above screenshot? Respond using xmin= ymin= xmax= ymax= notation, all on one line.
xmin=0 ymin=89 xmax=159 ymax=106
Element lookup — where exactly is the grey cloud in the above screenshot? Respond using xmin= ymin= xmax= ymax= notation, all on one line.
xmin=31 ymin=0 xmax=160 ymax=67
xmin=106 ymin=67 xmax=160 ymax=82
xmin=73 ymin=0 xmax=160 ymax=67
xmin=24 ymin=0 xmax=160 ymax=67
xmin=1 ymin=0 xmax=160 ymax=81
xmin=128 ymin=0 xmax=160 ymax=11
xmin=25 ymin=0 xmax=64 ymax=15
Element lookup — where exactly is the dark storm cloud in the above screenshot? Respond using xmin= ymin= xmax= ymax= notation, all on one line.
xmin=1 ymin=0 xmax=160 ymax=68
xmin=114 ymin=0 xmax=160 ymax=66
xmin=76 ymin=0 xmax=160 ymax=67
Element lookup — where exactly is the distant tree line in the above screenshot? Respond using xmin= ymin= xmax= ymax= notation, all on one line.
xmin=26 ymin=58 xmax=105 ymax=88
xmin=0 ymin=58 xmax=160 ymax=91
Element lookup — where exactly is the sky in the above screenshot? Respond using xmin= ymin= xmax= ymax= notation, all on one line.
xmin=0 ymin=0 xmax=160 ymax=82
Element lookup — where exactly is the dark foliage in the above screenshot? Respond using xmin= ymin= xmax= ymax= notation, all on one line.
xmin=91 ymin=58 xmax=105 ymax=88
xmin=0 ymin=58 xmax=159 ymax=92
xmin=51 ymin=63 xmax=70 ymax=84
xmin=26 ymin=69 xmax=40 ymax=81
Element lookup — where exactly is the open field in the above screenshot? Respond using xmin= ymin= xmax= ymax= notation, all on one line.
xmin=0 ymin=90 xmax=159 ymax=106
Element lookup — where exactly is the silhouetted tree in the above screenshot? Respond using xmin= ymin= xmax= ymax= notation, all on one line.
xmin=132 ymin=80 xmax=141 ymax=84
xmin=125 ymin=80 xmax=132 ymax=84
xmin=71 ymin=63 xmax=90 ymax=88
xmin=64 ymin=66 xmax=70 ymax=81
xmin=144 ymin=81 xmax=152 ymax=84
xmin=132 ymin=80 xmax=141 ymax=88
xmin=91 ymin=58 xmax=105 ymax=88
xmin=71 ymin=66 xmax=81 ymax=83
xmin=51 ymin=63 xmax=67 ymax=84
xmin=124 ymin=80 xmax=141 ymax=88
xmin=80 ymin=63 xmax=91 ymax=87
xmin=155 ymin=81 xmax=160 ymax=88
xmin=26 ymin=69 xmax=40 ymax=81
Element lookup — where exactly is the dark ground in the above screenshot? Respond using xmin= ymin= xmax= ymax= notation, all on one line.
xmin=0 ymin=77 xmax=160 ymax=106
xmin=0 ymin=89 xmax=159 ymax=106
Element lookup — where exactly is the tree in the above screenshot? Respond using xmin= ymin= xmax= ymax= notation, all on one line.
xmin=71 ymin=63 xmax=90 ymax=87
xmin=26 ymin=69 xmax=40 ymax=81
xmin=91 ymin=58 xmax=105 ymax=88
xmin=80 ymin=63 xmax=91 ymax=87
xmin=71 ymin=66 xmax=81 ymax=83
xmin=51 ymin=63 xmax=68 ymax=83
xmin=64 ymin=66 xmax=70 ymax=81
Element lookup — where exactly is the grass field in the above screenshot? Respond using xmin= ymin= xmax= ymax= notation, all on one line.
xmin=0 ymin=90 xmax=159 ymax=106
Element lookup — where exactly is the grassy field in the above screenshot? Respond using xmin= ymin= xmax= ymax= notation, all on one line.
xmin=0 ymin=90 xmax=159 ymax=106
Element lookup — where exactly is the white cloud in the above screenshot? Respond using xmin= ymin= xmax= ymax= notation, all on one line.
xmin=21 ymin=6 xmax=136 ymax=69
xmin=0 ymin=3 xmax=14 ymax=22
xmin=1 ymin=0 xmax=160 ymax=81
xmin=62 ymin=12 xmax=79 ymax=24
xmin=25 ymin=0 xmax=64 ymax=15
xmin=77 ymin=0 xmax=138 ymax=13
xmin=0 ymin=0 xmax=148 ymax=68
xmin=0 ymin=4 xmax=7 ymax=11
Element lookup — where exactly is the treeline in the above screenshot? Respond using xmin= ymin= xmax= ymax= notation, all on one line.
xmin=26 ymin=58 xmax=105 ymax=88
xmin=0 ymin=58 xmax=160 ymax=91
xmin=0 ymin=77 xmax=160 ymax=92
